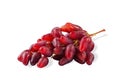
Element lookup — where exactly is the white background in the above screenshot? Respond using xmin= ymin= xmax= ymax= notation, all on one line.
xmin=0 ymin=0 xmax=120 ymax=80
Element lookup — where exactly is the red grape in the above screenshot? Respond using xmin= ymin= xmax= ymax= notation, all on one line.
xmin=17 ymin=50 xmax=31 ymax=65
xmin=17 ymin=50 xmax=28 ymax=62
xmin=59 ymin=35 xmax=73 ymax=45
xmin=61 ymin=22 xmax=83 ymax=32
xmin=38 ymin=46 xmax=52 ymax=57
xmin=51 ymin=27 xmax=63 ymax=37
xmin=52 ymin=38 xmax=61 ymax=47
xmin=87 ymin=41 xmax=94 ymax=52
xmin=30 ymin=40 xmax=46 ymax=52
xmin=42 ymin=33 xmax=54 ymax=41
xmin=68 ymin=30 xmax=87 ymax=40
xmin=65 ymin=44 xmax=75 ymax=60
xmin=46 ymin=41 xmax=54 ymax=49
xmin=53 ymin=47 xmax=65 ymax=55
xmin=37 ymin=57 xmax=49 ymax=68
xmin=79 ymin=36 xmax=92 ymax=52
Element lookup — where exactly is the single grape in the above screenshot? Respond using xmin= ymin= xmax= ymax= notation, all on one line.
xmin=17 ymin=50 xmax=31 ymax=65
xmin=79 ymin=52 xmax=87 ymax=61
xmin=30 ymin=52 xmax=41 ymax=66
xmin=42 ymin=33 xmax=54 ymax=41
xmin=86 ymin=41 xmax=94 ymax=53
xmin=51 ymin=27 xmax=63 ymax=37
xmin=17 ymin=50 xmax=28 ymax=62
xmin=79 ymin=36 xmax=92 ymax=52
xmin=59 ymin=35 xmax=73 ymax=45
xmin=53 ymin=47 xmax=65 ymax=55
xmin=86 ymin=53 xmax=94 ymax=65
xmin=68 ymin=30 xmax=87 ymax=40
xmin=74 ymin=51 xmax=86 ymax=64
xmin=52 ymin=54 xmax=64 ymax=61
xmin=52 ymin=37 xmax=61 ymax=47
xmin=60 ymin=22 xmax=83 ymax=32
xmin=38 ymin=46 xmax=52 ymax=57
xmin=46 ymin=41 xmax=54 ymax=50
xmin=30 ymin=40 xmax=47 ymax=52
xmin=65 ymin=44 xmax=75 ymax=60
xmin=74 ymin=56 xmax=85 ymax=64
xmin=37 ymin=57 xmax=49 ymax=68
xmin=59 ymin=57 xmax=72 ymax=66
xmin=29 ymin=44 xmax=37 ymax=52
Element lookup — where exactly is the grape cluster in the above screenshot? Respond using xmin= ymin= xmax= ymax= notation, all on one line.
xmin=17 ymin=22 xmax=105 ymax=68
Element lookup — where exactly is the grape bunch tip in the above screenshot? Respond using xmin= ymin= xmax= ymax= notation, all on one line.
xmin=17 ymin=22 xmax=105 ymax=68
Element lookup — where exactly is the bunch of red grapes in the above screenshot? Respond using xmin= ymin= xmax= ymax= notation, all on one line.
xmin=17 ymin=22 xmax=105 ymax=68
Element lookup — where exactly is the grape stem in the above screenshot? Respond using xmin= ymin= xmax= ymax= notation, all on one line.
xmin=89 ymin=29 xmax=106 ymax=36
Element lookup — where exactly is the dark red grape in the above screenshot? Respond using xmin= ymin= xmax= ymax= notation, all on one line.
xmin=86 ymin=53 xmax=94 ymax=65
xmin=74 ymin=51 xmax=86 ymax=64
xmin=30 ymin=52 xmax=41 ymax=66
xmin=59 ymin=57 xmax=72 ymax=66
xmin=74 ymin=56 xmax=85 ymax=64
xmin=52 ymin=54 xmax=64 ymax=61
